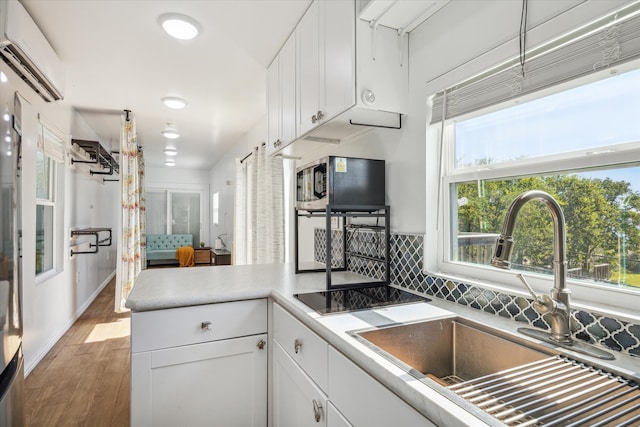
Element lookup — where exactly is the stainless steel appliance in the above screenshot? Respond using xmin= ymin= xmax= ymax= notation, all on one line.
xmin=296 ymin=156 xmax=385 ymax=211
xmin=0 ymin=66 xmax=25 ymax=426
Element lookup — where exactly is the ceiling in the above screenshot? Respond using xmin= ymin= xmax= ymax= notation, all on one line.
xmin=20 ymin=0 xmax=312 ymax=169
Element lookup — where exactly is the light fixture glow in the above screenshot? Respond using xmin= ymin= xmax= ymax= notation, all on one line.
xmin=159 ymin=13 xmax=201 ymax=40
xmin=161 ymin=123 xmax=181 ymax=139
xmin=164 ymin=158 xmax=176 ymax=166
xmin=161 ymin=97 xmax=187 ymax=109
xmin=2 ymin=113 xmax=9 ymax=122
xmin=163 ymin=147 xmax=177 ymax=156
xmin=0 ymin=72 xmax=7 ymax=83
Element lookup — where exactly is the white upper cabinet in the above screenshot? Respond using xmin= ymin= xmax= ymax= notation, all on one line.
xmin=269 ymin=0 xmax=410 ymax=157
xmin=297 ymin=0 xmax=355 ymax=137
xmin=267 ymin=32 xmax=297 ymax=157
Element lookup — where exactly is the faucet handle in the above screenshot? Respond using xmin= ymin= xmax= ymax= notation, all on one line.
xmin=516 ymin=274 xmax=546 ymax=308
xmin=516 ymin=274 xmax=560 ymax=315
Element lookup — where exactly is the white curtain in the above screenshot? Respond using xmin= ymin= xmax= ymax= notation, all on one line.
xmin=115 ymin=114 xmax=145 ymax=312
xmin=234 ymin=144 xmax=284 ymax=264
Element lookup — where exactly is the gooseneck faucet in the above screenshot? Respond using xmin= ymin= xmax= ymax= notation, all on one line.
xmin=491 ymin=190 xmax=572 ymax=344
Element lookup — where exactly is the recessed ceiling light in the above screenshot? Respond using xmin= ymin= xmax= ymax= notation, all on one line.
xmin=158 ymin=13 xmax=201 ymax=40
xmin=165 ymin=158 xmax=176 ymax=166
xmin=161 ymin=123 xmax=180 ymax=139
xmin=161 ymin=97 xmax=187 ymax=109
xmin=0 ymin=72 xmax=7 ymax=83
xmin=164 ymin=147 xmax=177 ymax=156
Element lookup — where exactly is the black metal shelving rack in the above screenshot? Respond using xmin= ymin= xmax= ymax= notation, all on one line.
xmin=295 ymin=204 xmax=390 ymax=290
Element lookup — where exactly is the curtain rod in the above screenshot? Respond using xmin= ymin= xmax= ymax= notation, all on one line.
xmin=240 ymin=142 xmax=266 ymax=164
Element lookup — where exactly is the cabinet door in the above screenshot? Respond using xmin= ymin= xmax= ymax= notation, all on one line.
xmin=296 ymin=0 xmax=319 ymax=137
xmin=132 ymin=334 xmax=267 ymax=427
xmin=327 ymin=402 xmax=352 ymax=427
xmin=273 ymin=341 xmax=328 ymax=427
xmin=280 ymin=32 xmax=297 ymax=147
xmin=320 ymin=0 xmax=355 ymax=121
xmin=328 ymin=347 xmax=435 ymax=427
xmin=266 ymin=55 xmax=280 ymax=156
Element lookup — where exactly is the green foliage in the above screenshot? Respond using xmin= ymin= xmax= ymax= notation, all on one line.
xmin=456 ymin=173 xmax=640 ymax=284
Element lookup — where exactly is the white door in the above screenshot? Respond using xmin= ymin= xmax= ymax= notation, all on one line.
xmin=296 ymin=0 xmax=319 ymax=137
xmin=134 ymin=334 xmax=267 ymax=427
xmin=320 ymin=0 xmax=355 ymax=121
xmin=272 ymin=341 xmax=328 ymax=427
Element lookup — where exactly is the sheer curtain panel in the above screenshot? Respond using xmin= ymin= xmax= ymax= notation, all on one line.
xmin=115 ymin=114 xmax=145 ymax=312
xmin=234 ymin=144 xmax=284 ymax=264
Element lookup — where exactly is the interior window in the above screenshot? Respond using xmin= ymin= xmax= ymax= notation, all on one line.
xmin=35 ymin=152 xmax=54 ymax=275
xmin=442 ymin=67 xmax=640 ymax=293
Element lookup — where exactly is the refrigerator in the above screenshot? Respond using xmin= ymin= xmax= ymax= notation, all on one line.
xmin=0 ymin=63 xmax=25 ymax=426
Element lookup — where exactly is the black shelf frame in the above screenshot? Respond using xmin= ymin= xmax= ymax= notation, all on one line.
xmin=70 ymin=227 xmax=112 ymax=256
xmin=295 ymin=204 xmax=390 ymax=290
xmin=70 ymin=139 xmax=119 ymax=176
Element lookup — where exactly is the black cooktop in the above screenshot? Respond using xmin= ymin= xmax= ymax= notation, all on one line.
xmin=294 ymin=286 xmax=431 ymax=315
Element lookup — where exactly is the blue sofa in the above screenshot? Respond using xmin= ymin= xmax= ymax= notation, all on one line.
xmin=146 ymin=234 xmax=193 ymax=265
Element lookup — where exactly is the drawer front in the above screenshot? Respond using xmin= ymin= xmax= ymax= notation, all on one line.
xmin=273 ymin=303 xmax=328 ymax=392
xmin=132 ymin=298 xmax=267 ymax=353
xmin=194 ymin=249 xmax=211 ymax=264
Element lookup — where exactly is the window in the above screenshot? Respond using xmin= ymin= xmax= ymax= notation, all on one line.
xmin=145 ymin=188 xmax=203 ymax=245
xmin=35 ymin=122 xmax=64 ymax=276
xmin=212 ymin=192 xmax=219 ymax=225
xmin=429 ymin=3 xmax=640 ymax=312
xmin=433 ymin=65 xmax=640 ymax=311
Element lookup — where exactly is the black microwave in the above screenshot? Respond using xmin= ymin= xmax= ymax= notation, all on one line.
xmin=296 ymin=156 xmax=385 ymax=211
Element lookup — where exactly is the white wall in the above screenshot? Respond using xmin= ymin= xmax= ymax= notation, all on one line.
xmin=208 ymin=117 xmax=266 ymax=255
xmin=2 ymin=63 xmax=119 ymax=375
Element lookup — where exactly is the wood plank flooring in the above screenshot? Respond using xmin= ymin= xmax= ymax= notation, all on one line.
xmin=25 ymin=277 xmax=130 ymax=426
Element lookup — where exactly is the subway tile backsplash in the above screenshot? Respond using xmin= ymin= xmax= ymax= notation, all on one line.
xmin=315 ymin=228 xmax=640 ymax=357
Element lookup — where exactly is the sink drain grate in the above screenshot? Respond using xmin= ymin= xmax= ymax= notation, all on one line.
xmin=447 ymin=355 xmax=640 ymax=426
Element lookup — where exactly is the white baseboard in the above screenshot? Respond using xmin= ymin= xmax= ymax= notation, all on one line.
xmin=24 ymin=270 xmax=117 ymax=377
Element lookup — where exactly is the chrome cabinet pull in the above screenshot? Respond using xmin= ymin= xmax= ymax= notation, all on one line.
xmin=316 ymin=110 xmax=324 ymax=121
xmin=201 ymin=321 xmax=212 ymax=331
xmin=257 ymin=339 xmax=266 ymax=350
xmin=312 ymin=399 xmax=323 ymax=422
xmin=294 ymin=338 xmax=303 ymax=354
xmin=273 ymin=139 xmax=282 ymax=148
xmin=311 ymin=114 xmax=318 ymax=124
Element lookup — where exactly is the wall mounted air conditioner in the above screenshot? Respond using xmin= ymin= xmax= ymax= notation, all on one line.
xmin=0 ymin=0 xmax=65 ymax=102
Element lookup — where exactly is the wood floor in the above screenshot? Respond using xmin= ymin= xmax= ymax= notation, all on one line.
xmin=24 ymin=277 xmax=131 ymax=426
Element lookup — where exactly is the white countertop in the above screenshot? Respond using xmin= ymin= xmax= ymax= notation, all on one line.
xmin=126 ymin=263 xmax=640 ymax=426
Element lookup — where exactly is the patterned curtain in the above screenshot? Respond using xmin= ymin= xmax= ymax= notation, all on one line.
xmin=115 ymin=114 xmax=145 ymax=312
xmin=234 ymin=144 xmax=284 ymax=264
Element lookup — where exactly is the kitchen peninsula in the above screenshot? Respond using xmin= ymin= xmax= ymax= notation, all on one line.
xmin=126 ymin=264 xmax=640 ymax=426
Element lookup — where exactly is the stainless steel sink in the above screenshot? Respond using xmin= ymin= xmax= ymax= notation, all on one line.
xmin=352 ymin=316 xmax=552 ymax=384
xmin=351 ymin=316 xmax=640 ymax=426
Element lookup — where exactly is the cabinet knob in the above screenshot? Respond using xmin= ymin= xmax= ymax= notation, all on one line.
xmin=294 ymin=338 xmax=303 ymax=354
xmin=316 ymin=110 xmax=324 ymax=121
xmin=257 ymin=339 xmax=266 ymax=350
xmin=312 ymin=399 xmax=323 ymax=422
xmin=201 ymin=321 xmax=212 ymax=331
xmin=311 ymin=114 xmax=317 ymax=124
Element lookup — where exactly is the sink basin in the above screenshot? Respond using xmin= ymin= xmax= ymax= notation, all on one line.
xmin=351 ymin=316 xmax=640 ymax=426
xmin=351 ymin=316 xmax=552 ymax=384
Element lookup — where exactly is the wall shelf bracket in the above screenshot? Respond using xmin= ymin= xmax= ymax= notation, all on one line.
xmin=70 ymin=227 xmax=112 ymax=256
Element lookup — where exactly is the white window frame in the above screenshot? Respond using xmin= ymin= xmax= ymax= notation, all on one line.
xmin=145 ymin=185 xmax=207 ymax=244
xmin=35 ymin=151 xmax=56 ymax=278
xmin=429 ymin=66 xmax=640 ymax=315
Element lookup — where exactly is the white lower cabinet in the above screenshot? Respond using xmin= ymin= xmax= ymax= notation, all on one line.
xmin=272 ymin=341 xmax=328 ymax=427
xmin=272 ymin=302 xmax=433 ymax=427
xmin=130 ymin=299 xmax=268 ymax=427
xmin=328 ymin=347 xmax=436 ymax=427
xmin=327 ymin=402 xmax=352 ymax=427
